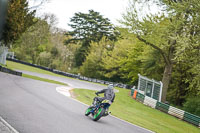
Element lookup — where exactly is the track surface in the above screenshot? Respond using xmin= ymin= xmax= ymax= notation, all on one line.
xmin=0 ymin=72 xmax=153 ymax=133
xmin=16 ymin=70 xmax=106 ymax=91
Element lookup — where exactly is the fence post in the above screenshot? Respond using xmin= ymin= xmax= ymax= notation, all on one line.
xmin=0 ymin=45 xmax=8 ymax=65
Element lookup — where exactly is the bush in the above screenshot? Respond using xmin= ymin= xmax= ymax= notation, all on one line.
xmin=183 ymin=97 xmax=200 ymax=117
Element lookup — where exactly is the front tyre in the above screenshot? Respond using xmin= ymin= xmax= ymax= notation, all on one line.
xmin=85 ymin=107 xmax=92 ymax=116
xmin=93 ymin=107 xmax=105 ymax=121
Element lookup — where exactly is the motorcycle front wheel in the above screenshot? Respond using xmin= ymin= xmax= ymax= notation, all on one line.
xmin=85 ymin=107 xmax=92 ymax=116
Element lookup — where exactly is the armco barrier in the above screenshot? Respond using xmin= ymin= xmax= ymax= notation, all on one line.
xmin=156 ymin=102 xmax=169 ymax=113
xmin=168 ymin=106 xmax=185 ymax=119
xmin=136 ymin=92 xmax=145 ymax=103
xmin=144 ymin=96 xmax=157 ymax=108
xmin=0 ymin=65 xmax=22 ymax=76
xmin=183 ymin=112 xmax=200 ymax=127
xmin=131 ymin=89 xmax=200 ymax=127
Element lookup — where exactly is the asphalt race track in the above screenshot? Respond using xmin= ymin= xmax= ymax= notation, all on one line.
xmin=0 ymin=72 xmax=153 ymax=133
xmin=16 ymin=70 xmax=106 ymax=91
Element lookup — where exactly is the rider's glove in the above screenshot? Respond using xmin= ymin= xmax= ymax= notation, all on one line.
xmin=95 ymin=92 xmax=98 ymax=95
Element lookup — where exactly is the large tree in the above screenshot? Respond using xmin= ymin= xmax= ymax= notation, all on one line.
xmin=122 ymin=0 xmax=200 ymax=102
xmin=121 ymin=1 xmax=178 ymax=102
xmin=66 ymin=9 xmax=119 ymax=43
xmin=2 ymin=0 xmax=36 ymax=47
xmin=66 ymin=10 xmax=120 ymax=66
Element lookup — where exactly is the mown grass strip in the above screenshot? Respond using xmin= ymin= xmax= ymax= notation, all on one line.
xmin=6 ymin=60 xmax=73 ymax=79
xmin=73 ymin=88 xmax=200 ymax=133
xmin=22 ymin=73 xmax=68 ymax=86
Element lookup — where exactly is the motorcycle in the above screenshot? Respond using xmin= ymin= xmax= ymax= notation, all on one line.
xmin=85 ymin=94 xmax=112 ymax=121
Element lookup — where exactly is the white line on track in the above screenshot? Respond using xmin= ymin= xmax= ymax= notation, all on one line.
xmin=0 ymin=116 xmax=19 ymax=133
xmin=56 ymin=86 xmax=72 ymax=97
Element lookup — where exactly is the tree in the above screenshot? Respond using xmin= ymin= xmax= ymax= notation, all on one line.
xmin=122 ymin=0 xmax=200 ymax=103
xmin=100 ymin=28 xmax=138 ymax=83
xmin=171 ymin=0 xmax=200 ymax=98
xmin=2 ymin=0 xmax=36 ymax=47
xmin=101 ymin=28 xmax=164 ymax=84
xmin=13 ymin=17 xmax=50 ymax=64
xmin=66 ymin=10 xmax=120 ymax=66
xmin=121 ymin=1 xmax=179 ymax=102
xmin=66 ymin=10 xmax=119 ymax=43
xmin=79 ymin=37 xmax=112 ymax=78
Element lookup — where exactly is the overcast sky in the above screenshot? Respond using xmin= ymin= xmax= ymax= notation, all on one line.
xmin=30 ymin=0 xmax=129 ymax=30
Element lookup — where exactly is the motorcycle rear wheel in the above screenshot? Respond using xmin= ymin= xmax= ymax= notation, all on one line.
xmin=93 ymin=107 xmax=105 ymax=121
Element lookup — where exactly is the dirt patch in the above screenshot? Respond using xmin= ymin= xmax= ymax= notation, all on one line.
xmin=69 ymin=89 xmax=77 ymax=98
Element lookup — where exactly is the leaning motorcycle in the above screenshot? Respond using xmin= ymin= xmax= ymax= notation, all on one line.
xmin=85 ymin=94 xmax=112 ymax=121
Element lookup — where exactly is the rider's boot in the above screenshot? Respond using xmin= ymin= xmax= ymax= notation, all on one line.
xmin=104 ymin=109 xmax=111 ymax=116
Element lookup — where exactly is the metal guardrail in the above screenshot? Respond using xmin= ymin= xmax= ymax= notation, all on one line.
xmin=168 ymin=106 xmax=184 ymax=119
xmin=156 ymin=102 xmax=169 ymax=113
xmin=184 ymin=112 xmax=200 ymax=127
xmin=144 ymin=96 xmax=157 ymax=109
xmin=0 ymin=65 xmax=22 ymax=76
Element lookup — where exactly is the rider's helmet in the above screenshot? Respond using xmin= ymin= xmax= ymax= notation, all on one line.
xmin=108 ymin=84 xmax=114 ymax=89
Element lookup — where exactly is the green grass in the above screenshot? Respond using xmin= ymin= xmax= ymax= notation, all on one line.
xmin=6 ymin=60 xmax=107 ymax=86
xmin=22 ymin=74 xmax=68 ymax=86
xmin=2 ymin=61 xmax=68 ymax=86
xmin=73 ymin=88 xmax=200 ymax=133
xmin=6 ymin=60 xmax=72 ymax=79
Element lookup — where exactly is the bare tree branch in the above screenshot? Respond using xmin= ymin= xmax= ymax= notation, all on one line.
xmin=28 ymin=0 xmax=50 ymax=10
xmin=136 ymin=35 xmax=171 ymax=65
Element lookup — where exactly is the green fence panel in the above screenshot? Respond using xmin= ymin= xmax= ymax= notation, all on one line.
xmin=136 ymin=92 xmax=145 ymax=103
xmin=156 ymin=102 xmax=169 ymax=113
xmin=152 ymin=84 xmax=160 ymax=100
xmin=183 ymin=112 xmax=200 ymax=126
xmin=140 ymin=78 xmax=146 ymax=91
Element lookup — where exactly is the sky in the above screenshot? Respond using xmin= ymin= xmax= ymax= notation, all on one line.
xmin=30 ymin=0 xmax=130 ymax=30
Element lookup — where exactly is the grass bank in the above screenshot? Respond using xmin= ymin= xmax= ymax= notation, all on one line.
xmin=22 ymin=74 xmax=68 ymax=86
xmin=6 ymin=60 xmax=71 ymax=78
xmin=4 ymin=61 xmax=68 ymax=86
xmin=73 ymin=88 xmax=200 ymax=133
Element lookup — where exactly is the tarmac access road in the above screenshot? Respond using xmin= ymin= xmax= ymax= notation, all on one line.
xmin=0 ymin=72 xmax=153 ymax=133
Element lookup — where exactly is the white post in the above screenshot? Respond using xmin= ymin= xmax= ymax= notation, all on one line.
xmin=151 ymin=80 xmax=155 ymax=98
xmin=159 ymin=81 xmax=163 ymax=102
xmin=138 ymin=74 xmax=141 ymax=90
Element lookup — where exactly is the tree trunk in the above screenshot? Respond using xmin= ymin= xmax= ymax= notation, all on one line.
xmin=161 ymin=64 xmax=173 ymax=102
xmin=136 ymin=36 xmax=175 ymax=102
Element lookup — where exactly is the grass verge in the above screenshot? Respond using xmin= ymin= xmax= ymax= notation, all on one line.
xmin=6 ymin=60 xmax=107 ymax=86
xmin=73 ymin=88 xmax=200 ymax=133
xmin=6 ymin=60 xmax=72 ymax=79
xmin=22 ymin=74 xmax=68 ymax=86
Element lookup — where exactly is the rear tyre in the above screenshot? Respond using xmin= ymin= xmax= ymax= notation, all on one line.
xmin=85 ymin=107 xmax=92 ymax=116
xmin=93 ymin=107 xmax=105 ymax=121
